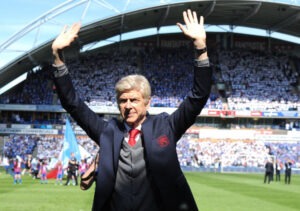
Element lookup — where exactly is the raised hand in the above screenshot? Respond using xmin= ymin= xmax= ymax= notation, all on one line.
xmin=52 ymin=22 xmax=81 ymax=65
xmin=52 ymin=22 xmax=81 ymax=51
xmin=177 ymin=9 xmax=206 ymax=49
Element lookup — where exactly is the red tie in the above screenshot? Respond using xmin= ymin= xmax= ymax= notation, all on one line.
xmin=128 ymin=129 xmax=140 ymax=147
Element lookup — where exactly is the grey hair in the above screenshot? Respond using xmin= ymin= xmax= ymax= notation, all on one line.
xmin=115 ymin=74 xmax=151 ymax=104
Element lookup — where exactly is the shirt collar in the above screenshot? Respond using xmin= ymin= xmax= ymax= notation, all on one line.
xmin=124 ymin=122 xmax=142 ymax=132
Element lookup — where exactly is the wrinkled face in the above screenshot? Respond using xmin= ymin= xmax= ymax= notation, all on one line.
xmin=118 ymin=90 xmax=150 ymax=128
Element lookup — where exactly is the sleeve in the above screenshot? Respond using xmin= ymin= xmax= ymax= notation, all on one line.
xmin=168 ymin=61 xmax=212 ymax=140
xmin=52 ymin=65 xmax=106 ymax=143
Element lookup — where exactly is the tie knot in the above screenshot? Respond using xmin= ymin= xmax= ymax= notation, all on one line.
xmin=128 ymin=129 xmax=140 ymax=147
xmin=129 ymin=129 xmax=140 ymax=139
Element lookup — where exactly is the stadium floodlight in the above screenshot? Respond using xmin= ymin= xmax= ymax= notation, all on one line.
xmin=0 ymin=72 xmax=28 ymax=95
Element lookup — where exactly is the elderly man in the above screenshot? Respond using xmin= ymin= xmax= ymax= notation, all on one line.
xmin=51 ymin=9 xmax=211 ymax=211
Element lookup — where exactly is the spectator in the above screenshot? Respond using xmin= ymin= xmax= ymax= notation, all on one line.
xmin=285 ymin=160 xmax=292 ymax=184
xmin=264 ymin=158 xmax=274 ymax=184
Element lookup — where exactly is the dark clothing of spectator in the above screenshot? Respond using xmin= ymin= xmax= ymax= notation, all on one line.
xmin=275 ymin=163 xmax=281 ymax=182
xmin=264 ymin=161 xmax=274 ymax=184
xmin=285 ymin=162 xmax=292 ymax=184
xmin=65 ymin=157 xmax=78 ymax=186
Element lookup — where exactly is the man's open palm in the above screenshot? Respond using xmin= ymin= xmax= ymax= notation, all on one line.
xmin=52 ymin=22 xmax=81 ymax=52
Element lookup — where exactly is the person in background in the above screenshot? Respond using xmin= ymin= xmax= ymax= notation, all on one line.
xmin=2 ymin=156 xmax=10 ymax=174
xmin=30 ymin=157 xmax=39 ymax=179
xmin=22 ymin=154 xmax=32 ymax=175
xmin=264 ymin=158 xmax=274 ymax=184
xmin=13 ymin=158 xmax=22 ymax=184
xmin=51 ymin=9 xmax=211 ymax=210
xmin=275 ymin=159 xmax=282 ymax=182
xmin=40 ymin=159 xmax=48 ymax=184
xmin=284 ymin=159 xmax=292 ymax=184
xmin=64 ymin=152 xmax=78 ymax=186
xmin=55 ymin=160 xmax=63 ymax=185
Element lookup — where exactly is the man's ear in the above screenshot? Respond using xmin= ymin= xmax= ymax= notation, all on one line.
xmin=145 ymin=98 xmax=151 ymax=109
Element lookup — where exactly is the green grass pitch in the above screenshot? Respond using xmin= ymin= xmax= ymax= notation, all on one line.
xmin=0 ymin=170 xmax=299 ymax=211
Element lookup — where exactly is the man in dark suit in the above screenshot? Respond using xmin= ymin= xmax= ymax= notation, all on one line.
xmin=275 ymin=160 xmax=281 ymax=182
xmin=264 ymin=158 xmax=274 ymax=184
xmin=285 ymin=160 xmax=292 ymax=184
xmin=51 ymin=9 xmax=211 ymax=211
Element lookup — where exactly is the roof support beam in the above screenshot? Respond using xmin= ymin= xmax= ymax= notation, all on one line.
xmin=93 ymin=0 xmax=120 ymax=13
xmin=119 ymin=14 xmax=125 ymax=42
xmin=240 ymin=2 xmax=261 ymax=22
xmin=269 ymin=12 xmax=300 ymax=33
xmin=157 ymin=6 xmax=170 ymax=31
xmin=0 ymin=0 xmax=89 ymax=54
xmin=232 ymin=2 xmax=261 ymax=26
xmin=203 ymin=0 xmax=216 ymax=17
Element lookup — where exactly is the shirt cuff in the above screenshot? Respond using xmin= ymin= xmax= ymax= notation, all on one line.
xmin=194 ymin=58 xmax=210 ymax=67
xmin=52 ymin=63 xmax=69 ymax=78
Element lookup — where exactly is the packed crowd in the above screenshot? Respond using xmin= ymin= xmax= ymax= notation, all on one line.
xmin=3 ymin=134 xmax=99 ymax=160
xmin=0 ymin=69 xmax=53 ymax=105
xmin=1 ymin=46 xmax=299 ymax=173
xmin=1 ymin=46 xmax=298 ymax=112
xmin=177 ymin=137 xmax=299 ymax=169
xmin=3 ymin=135 xmax=37 ymax=158
xmin=57 ymin=48 xmax=222 ymax=109
xmin=3 ymin=133 xmax=299 ymax=170
xmin=217 ymin=49 xmax=299 ymax=111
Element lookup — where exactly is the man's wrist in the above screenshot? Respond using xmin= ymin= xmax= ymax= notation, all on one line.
xmin=53 ymin=49 xmax=65 ymax=66
xmin=194 ymin=47 xmax=207 ymax=57
xmin=194 ymin=58 xmax=210 ymax=67
xmin=52 ymin=63 xmax=69 ymax=77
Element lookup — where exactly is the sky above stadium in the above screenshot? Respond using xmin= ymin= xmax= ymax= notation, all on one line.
xmin=1 ymin=0 xmax=300 ymax=69
xmin=0 ymin=0 xmax=172 ymax=68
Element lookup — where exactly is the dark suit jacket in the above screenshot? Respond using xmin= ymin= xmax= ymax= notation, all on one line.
xmin=54 ymin=64 xmax=212 ymax=211
xmin=265 ymin=161 xmax=274 ymax=173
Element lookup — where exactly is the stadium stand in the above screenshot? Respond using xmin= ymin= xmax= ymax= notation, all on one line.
xmin=0 ymin=44 xmax=298 ymax=113
xmin=0 ymin=35 xmax=299 ymax=173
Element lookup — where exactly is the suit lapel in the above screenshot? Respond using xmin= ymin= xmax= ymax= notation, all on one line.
xmin=141 ymin=115 xmax=153 ymax=156
xmin=113 ymin=120 xmax=126 ymax=171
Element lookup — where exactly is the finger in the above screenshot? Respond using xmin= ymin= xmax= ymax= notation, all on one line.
xmin=199 ymin=16 xmax=204 ymax=26
xmin=73 ymin=22 xmax=81 ymax=31
xmin=193 ymin=11 xmax=198 ymax=23
xmin=60 ymin=25 xmax=68 ymax=35
xmin=64 ymin=25 xmax=71 ymax=33
xmin=187 ymin=9 xmax=194 ymax=23
xmin=183 ymin=11 xmax=190 ymax=25
xmin=177 ymin=23 xmax=187 ymax=34
xmin=70 ymin=22 xmax=81 ymax=35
